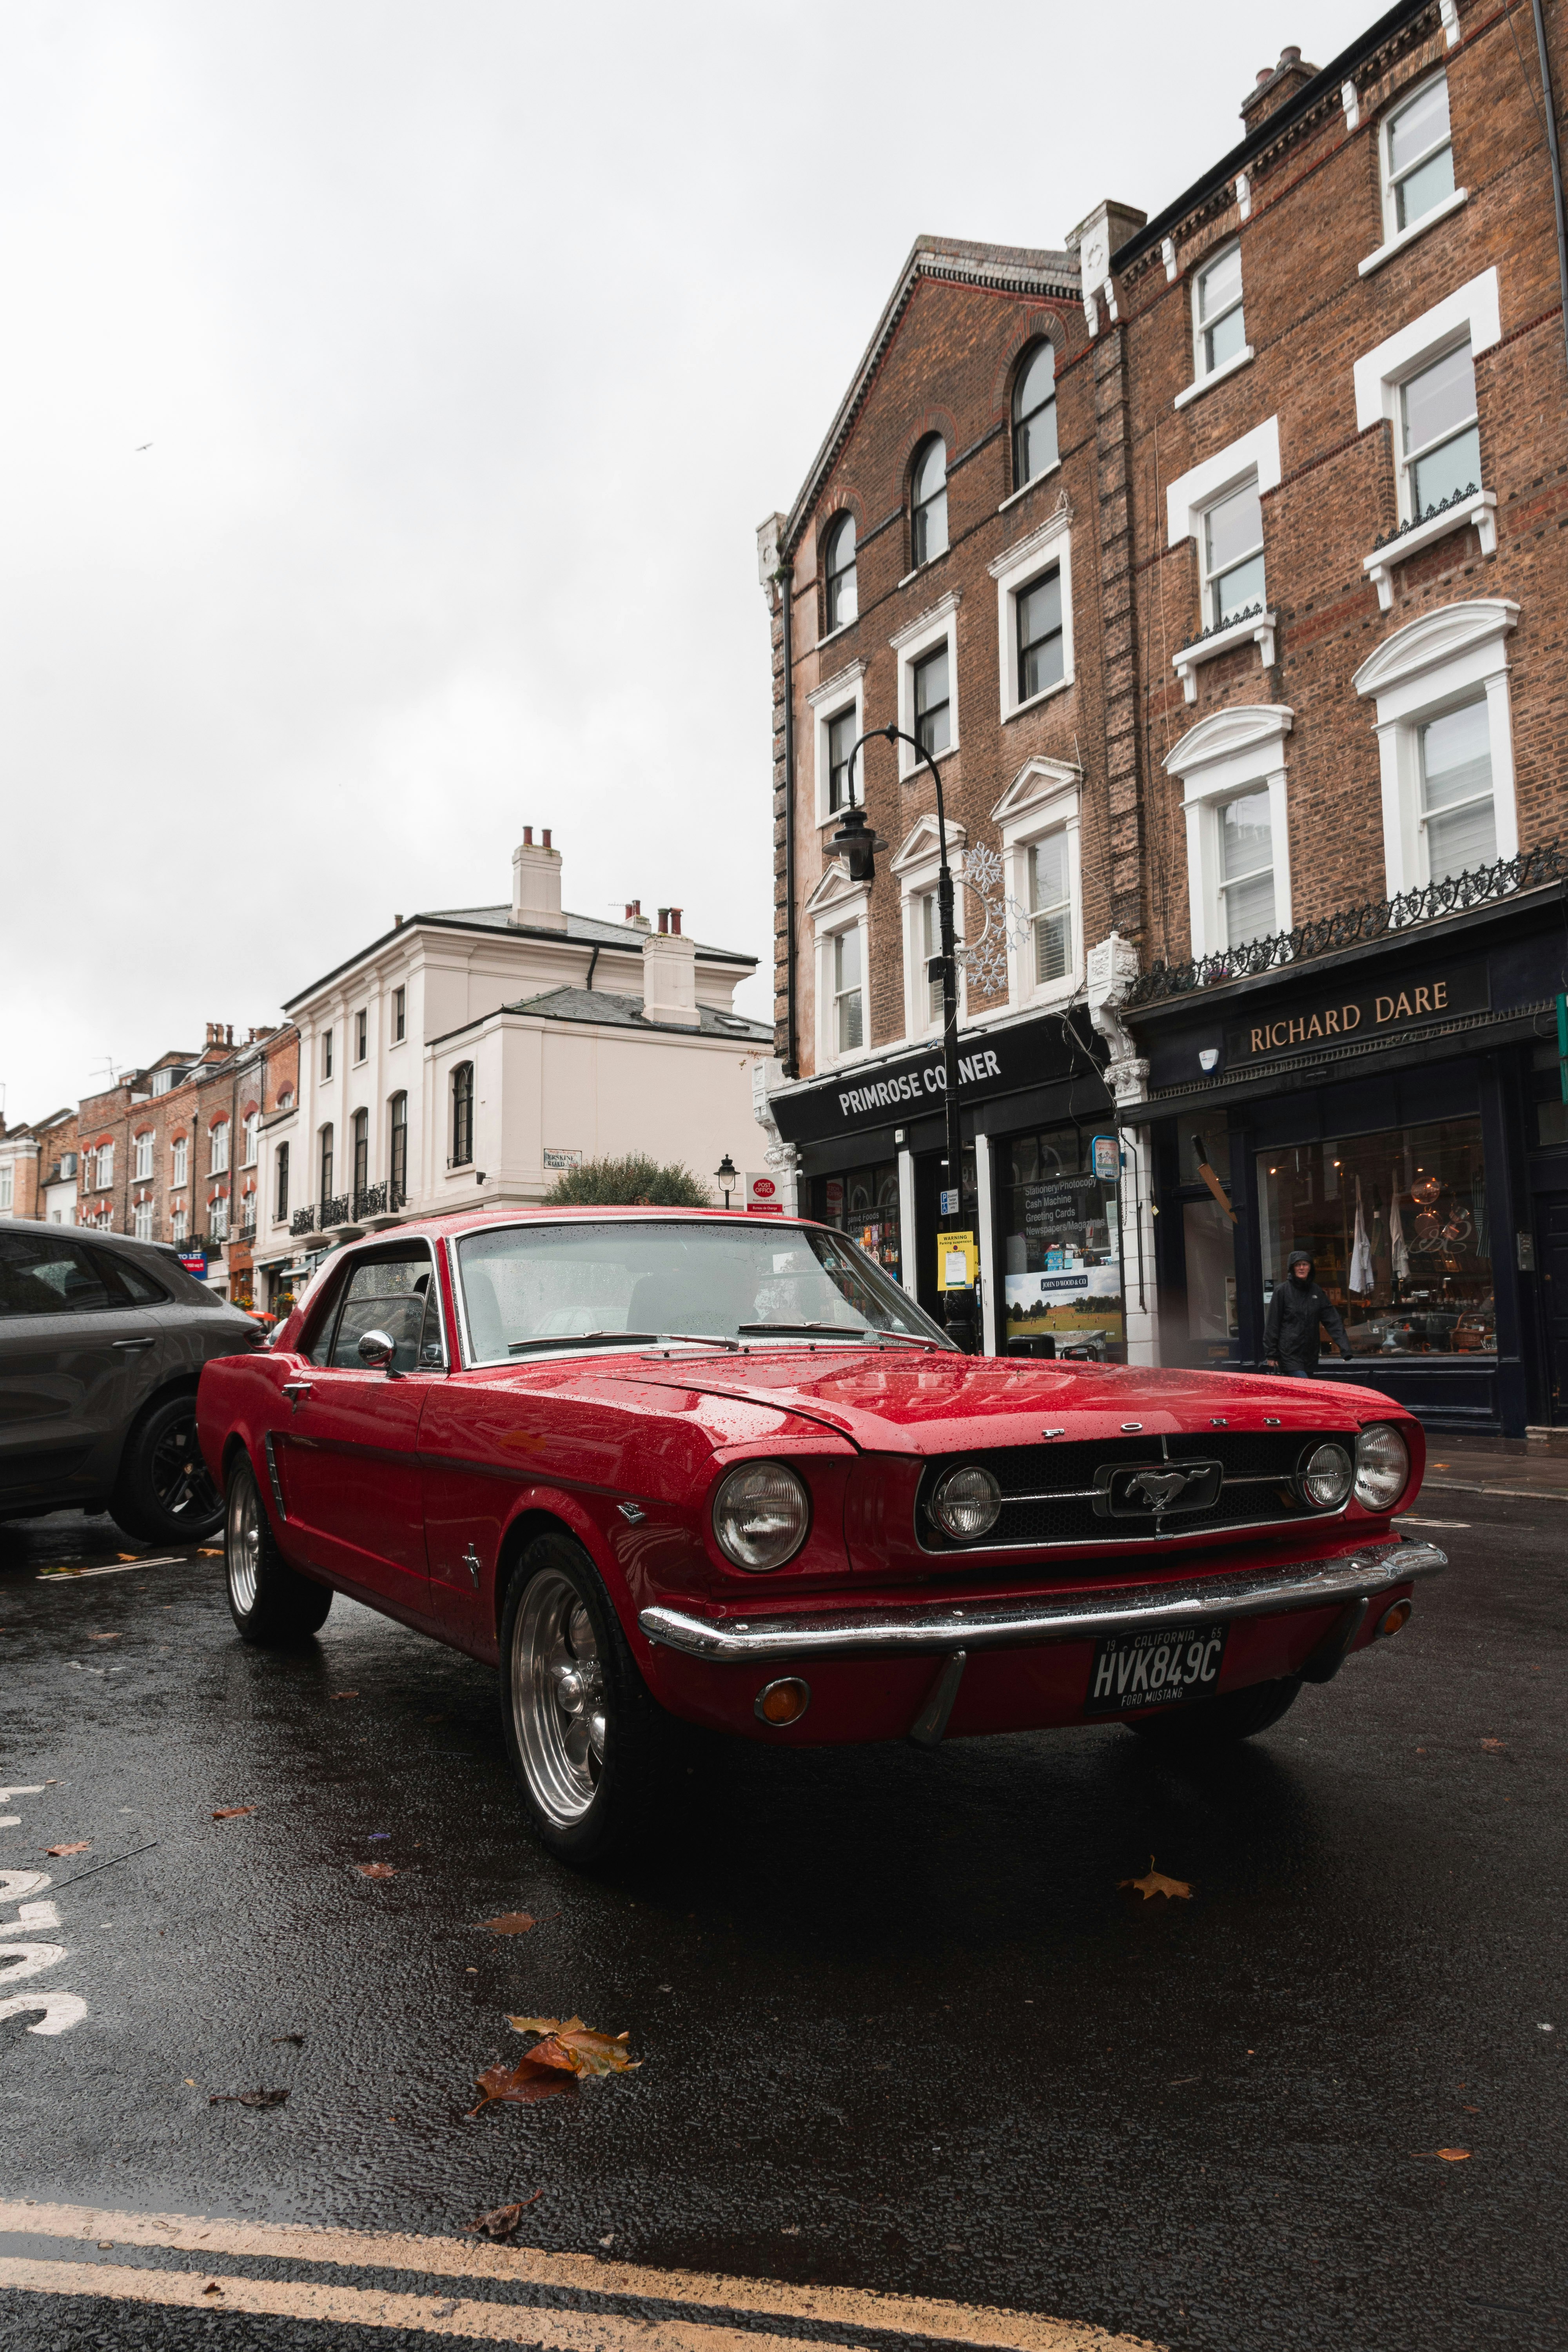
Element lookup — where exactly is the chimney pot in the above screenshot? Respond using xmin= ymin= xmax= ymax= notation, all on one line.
xmin=523 ymin=824 xmax=533 ymax=846
xmin=541 ymin=828 xmax=552 ymax=849
xmin=625 ymin=900 xmax=639 ymax=922
xmin=670 ymin=907 xmax=682 ymax=935
xmin=1256 ymin=65 xmax=1272 ymax=83
xmin=658 ymin=908 xmax=670 ymax=934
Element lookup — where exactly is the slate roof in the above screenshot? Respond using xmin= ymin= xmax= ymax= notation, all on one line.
xmin=480 ymin=986 xmax=773 ymax=1042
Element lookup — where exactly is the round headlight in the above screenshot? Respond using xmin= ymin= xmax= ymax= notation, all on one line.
xmin=711 ymin=1461 xmax=810 ymax=1571
xmin=1298 ymin=1440 xmax=1353 ymax=1510
xmin=930 ymin=1464 xmax=1002 ymax=1541
xmin=1355 ymin=1421 xmax=1411 ymax=1512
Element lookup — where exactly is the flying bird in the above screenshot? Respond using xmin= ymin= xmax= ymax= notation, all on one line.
xmin=135 ymin=442 xmax=152 ymax=452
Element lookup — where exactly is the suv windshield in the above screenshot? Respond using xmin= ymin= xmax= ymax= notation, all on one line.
xmin=456 ymin=1220 xmax=951 ymax=1361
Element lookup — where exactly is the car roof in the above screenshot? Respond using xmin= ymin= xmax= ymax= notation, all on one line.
xmin=358 ymin=1205 xmax=820 ymax=1245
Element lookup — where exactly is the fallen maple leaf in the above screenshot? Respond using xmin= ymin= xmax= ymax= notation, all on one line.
xmin=202 ymin=2281 xmax=223 ymax=2296
xmin=357 ymin=1862 xmax=397 ymax=1879
xmin=45 ymin=1842 xmax=90 ymax=1857
xmin=1120 ymin=1855 xmax=1193 ymax=1902
xmin=468 ymin=2193 xmax=542 ymax=2239
xmin=212 ymin=1807 xmax=255 ymax=1820
xmin=89 ymin=1632 xmax=122 ymax=1642
xmin=333 ymin=1690 xmax=359 ymax=1700
xmin=1436 ymin=2147 xmax=1472 ymax=2161
xmin=1480 ymin=1739 xmax=1505 ymax=1752
xmin=197 ymin=1547 xmax=222 ymax=1557
xmin=506 ymin=2016 xmax=641 ymax=2076
xmin=209 ymin=2088 xmax=289 ymax=2108
xmin=468 ymin=2056 xmax=579 ymax=2113
xmin=480 ymin=1913 xmax=535 ymax=1936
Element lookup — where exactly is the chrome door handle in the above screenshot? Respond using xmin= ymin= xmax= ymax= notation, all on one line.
xmin=281 ymin=1382 xmax=313 ymax=1408
xmin=112 ymin=1337 xmax=156 ymax=1350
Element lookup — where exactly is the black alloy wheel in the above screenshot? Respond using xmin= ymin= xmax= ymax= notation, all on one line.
xmin=111 ymin=1393 xmax=223 ymax=1545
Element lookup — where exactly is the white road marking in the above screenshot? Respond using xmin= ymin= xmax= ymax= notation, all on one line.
xmin=0 ymin=1993 xmax=86 ymax=2036
xmin=34 ymin=1555 xmax=183 ymax=1582
xmin=0 ymin=1874 xmax=51 ymax=1906
xmin=0 ymin=2205 xmax=1163 ymax=2351
xmin=0 ymin=1944 xmax=67 ymax=1984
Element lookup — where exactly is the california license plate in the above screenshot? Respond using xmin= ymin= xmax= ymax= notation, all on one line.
xmin=1084 ymin=1620 xmax=1229 ymax=1715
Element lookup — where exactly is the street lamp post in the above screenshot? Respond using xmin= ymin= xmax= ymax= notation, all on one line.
xmin=832 ymin=725 xmax=975 ymax=1354
xmin=714 ymin=1154 xmax=738 ymax=1210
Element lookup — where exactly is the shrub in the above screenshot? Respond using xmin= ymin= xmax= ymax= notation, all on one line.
xmin=542 ymin=1154 xmax=712 ymax=1208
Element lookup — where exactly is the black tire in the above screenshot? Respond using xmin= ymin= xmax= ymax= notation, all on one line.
xmin=1127 ymin=1674 xmax=1303 ymax=1751
xmin=111 ymin=1392 xmax=223 ymax=1546
xmin=499 ymin=1530 xmax=668 ymax=1865
xmin=223 ymin=1453 xmax=332 ymax=1643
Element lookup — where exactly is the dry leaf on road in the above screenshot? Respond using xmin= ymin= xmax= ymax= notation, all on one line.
xmin=468 ymin=2194 xmax=542 ymax=2239
xmin=44 ymin=1843 xmax=90 ymax=1858
xmin=1480 ymin=1739 xmax=1506 ymax=1752
xmin=1120 ymin=1856 xmax=1193 ymax=1902
xmin=1436 ymin=2147 xmax=1472 ymax=2161
xmin=89 ymin=1633 xmax=122 ymax=1642
xmin=209 ymin=2088 xmax=289 ymax=2109
xmin=357 ymin=1862 xmax=397 ymax=1880
xmin=332 ymin=1690 xmax=359 ymax=1700
xmin=480 ymin=1914 xmax=535 ymax=1936
xmin=506 ymin=2016 xmax=641 ymax=2076
xmin=212 ymin=1807 xmax=255 ymax=1820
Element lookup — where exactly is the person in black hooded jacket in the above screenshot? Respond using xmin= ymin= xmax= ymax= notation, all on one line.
xmin=1264 ymin=1252 xmax=1353 ymax=1374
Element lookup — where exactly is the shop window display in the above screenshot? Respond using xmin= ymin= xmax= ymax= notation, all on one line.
xmin=999 ymin=1125 xmax=1125 ymax=1360
xmin=816 ymin=1162 xmax=902 ymax=1281
xmin=1257 ymin=1119 xmax=1493 ymax=1358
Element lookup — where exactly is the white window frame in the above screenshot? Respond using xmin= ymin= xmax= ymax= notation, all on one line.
xmin=1165 ymin=419 xmax=1281 ymax=697
xmin=1354 ymin=272 xmax=1500 ymax=603
xmin=991 ymin=758 xmax=1083 ymax=1010
xmin=1198 ymin=474 xmax=1266 ymax=632
xmin=806 ymin=659 xmax=867 ymax=829
xmin=1352 ymin=599 xmax=1519 ymax=895
xmin=391 ymin=986 xmax=406 ymax=1045
xmin=171 ymin=1134 xmax=188 ymax=1187
xmin=1161 ymin=705 xmax=1295 ymax=960
xmin=354 ymin=1008 xmax=368 ymax=1064
xmin=322 ymin=1028 xmax=334 ymax=1081
xmin=804 ymin=864 xmax=873 ymax=1070
xmin=890 ymin=592 xmax=961 ymax=780
xmin=133 ymin=1197 xmax=154 ymax=1242
xmin=242 ymin=1111 xmax=260 ymax=1166
xmin=1176 ymin=241 xmax=1254 ymax=407
xmin=171 ymin=1203 xmax=187 ymax=1244
xmin=209 ymin=1120 xmax=229 ymax=1176
xmin=133 ymin=1130 xmax=153 ymax=1181
xmin=0 ymin=1166 xmax=12 ymax=1212
xmin=1359 ymin=71 xmax=1467 ymax=276
xmin=990 ymin=509 xmax=1074 ymax=722
xmin=95 ymin=1143 xmax=114 ymax=1190
xmin=891 ymin=814 xmax=969 ymax=1040
xmin=820 ymin=512 xmax=858 ymax=642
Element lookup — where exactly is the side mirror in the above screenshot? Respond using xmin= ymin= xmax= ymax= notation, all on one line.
xmin=357 ymin=1328 xmax=400 ymax=1376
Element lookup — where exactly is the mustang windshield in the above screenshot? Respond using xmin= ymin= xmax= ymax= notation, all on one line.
xmin=456 ymin=1220 xmax=951 ymax=1361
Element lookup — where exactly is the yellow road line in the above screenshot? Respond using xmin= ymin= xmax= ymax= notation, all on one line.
xmin=0 ymin=2205 xmax=1160 ymax=2352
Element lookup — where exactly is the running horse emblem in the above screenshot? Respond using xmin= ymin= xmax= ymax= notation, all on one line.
xmin=1126 ymin=1468 xmax=1198 ymax=1511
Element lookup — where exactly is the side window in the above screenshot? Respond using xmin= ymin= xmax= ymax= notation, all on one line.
xmin=1193 ymin=244 xmax=1245 ymax=380
xmin=910 ymin=437 xmax=948 ymax=567
xmin=301 ymin=1264 xmax=353 ymax=1365
xmin=823 ymin=515 xmax=857 ymax=631
xmin=1012 ymin=341 xmax=1058 ymax=488
xmin=0 ymin=1232 xmax=116 ymax=1316
xmin=1384 ymin=75 xmax=1454 ymax=237
xmin=329 ymin=1250 xmax=437 ymax=1373
xmin=94 ymin=1251 xmax=167 ymax=1304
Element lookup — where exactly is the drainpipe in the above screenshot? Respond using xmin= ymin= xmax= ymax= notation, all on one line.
xmin=779 ymin=556 xmax=799 ymax=1078
xmin=1530 ymin=0 xmax=1568 ymax=385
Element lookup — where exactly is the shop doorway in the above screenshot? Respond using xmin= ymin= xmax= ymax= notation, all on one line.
xmin=912 ymin=1146 xmax=976 ymax=1329
xmin=1534 ymin=1195 xmax=1568 ymax=1419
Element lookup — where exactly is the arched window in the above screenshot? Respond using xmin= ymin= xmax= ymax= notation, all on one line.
xmin=389 ymin=1092 xmax=408 ymax=1205
xmin=451 ymin=1063 xmax=474 ymax=1167
xmin=242 ymin=1110 xmax=261 ymax=1166
xmin=319 ymin=1123 xmax=334 ymax=1204
xmin=133 ymin=1130 xmax=153 ymax=1181
xmin=823 ymin=515 xmax=857 ymax=632
xmin=352 ymin=1107 xmax=369 ymax=1202
xmin=171 ymin=1133 xmax=188 ymax=1187
xmin=1011 ymin=341 xmax=1058 ymax=488
xmin=910 ymin=437 xmax=947 ymax=567
xmin=209 ymin=1119 xmax=229 ymax=1176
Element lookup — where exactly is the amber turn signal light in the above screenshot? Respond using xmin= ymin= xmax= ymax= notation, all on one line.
xmin=755 ymin=1677 xmax=811 ymax=1726
xmin=1375 ymin=1599 xmax=1412 ymax=1639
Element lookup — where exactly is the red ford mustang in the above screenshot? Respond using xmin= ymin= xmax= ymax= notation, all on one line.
xmin=196 ymin=1207 xmax=1445 ymax=1859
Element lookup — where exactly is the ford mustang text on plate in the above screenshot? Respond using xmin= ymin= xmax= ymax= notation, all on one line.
xmin=196 ymin=1208 xmax=1445 ymax=1859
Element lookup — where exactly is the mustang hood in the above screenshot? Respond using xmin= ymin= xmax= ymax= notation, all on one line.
xmin=598 ymin=1350 xmax=1383 ymax=1457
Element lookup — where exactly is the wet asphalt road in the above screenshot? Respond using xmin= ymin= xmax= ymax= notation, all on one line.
xmin=0 ymin=1495 xmax=1563 ymax=2352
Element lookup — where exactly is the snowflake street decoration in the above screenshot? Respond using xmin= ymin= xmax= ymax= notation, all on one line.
xmin=950 ymin=845 xmax=1032 ymax=997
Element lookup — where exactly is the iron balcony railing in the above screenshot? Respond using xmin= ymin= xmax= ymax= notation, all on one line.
xmin=1124 ymin=840 xmax=1566 ymax=1010
xmin=289 ymin=1205 xmax=315 ymax=1237
xmin=320 ymin=1193 xmax=351 ymax=1227
xmin=352 ymin=1181 xmax=388 ymax=1220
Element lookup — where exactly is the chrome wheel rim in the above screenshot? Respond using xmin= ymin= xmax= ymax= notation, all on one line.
xmin=511 ymin=1570 xmax=607 ymax=1829
xmin=227 ymin=1476 xmax=261 ymax=1616
xmin=151 ymin=1416 xmax=218 ymax=1523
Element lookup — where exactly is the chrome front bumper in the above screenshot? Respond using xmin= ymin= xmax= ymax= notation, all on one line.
xmin=638 ymin=1536 xmax=1447 ymax=1664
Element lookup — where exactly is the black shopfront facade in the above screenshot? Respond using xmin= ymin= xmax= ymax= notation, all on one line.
xmin=1122 ymin=881 xmax=1568 ymax=1434
xmin=770 ymin=1006 xmax=1124 ymax=1358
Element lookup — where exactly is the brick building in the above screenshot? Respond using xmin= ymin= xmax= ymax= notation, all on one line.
xmin=757 ymin=0 xmax=1568 ymax=1432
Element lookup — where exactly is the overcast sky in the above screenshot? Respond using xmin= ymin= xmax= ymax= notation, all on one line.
xmin=0 ymin=0 xmax=1380 ymax=1123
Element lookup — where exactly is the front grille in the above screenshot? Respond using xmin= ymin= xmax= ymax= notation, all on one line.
xmin=918 ymin=1429 xmax=1354 ymax=1553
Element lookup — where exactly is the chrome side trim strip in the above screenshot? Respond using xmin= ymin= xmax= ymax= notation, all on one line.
xmin=638 ymin=1537 xmax=1447 ymax=1663
xmin=262 ymin=1432 xmax=287 ymax=1523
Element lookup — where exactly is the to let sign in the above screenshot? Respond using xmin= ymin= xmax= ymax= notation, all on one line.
xmin=1223 ymin=959 xmax=1489 ymax=1068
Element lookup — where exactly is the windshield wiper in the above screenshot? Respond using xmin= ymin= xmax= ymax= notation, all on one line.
xmin=658 ymin=1332 xmax=743 ymax=1350
xmin=737 ymin=1321 xmax=942 ymax=1348
xmin=507 ymin=1330 xmax=659 ymax=1354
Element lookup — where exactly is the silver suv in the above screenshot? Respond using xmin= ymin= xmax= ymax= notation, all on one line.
xmin=0 ymin=1226 xmax=263 ymax=1543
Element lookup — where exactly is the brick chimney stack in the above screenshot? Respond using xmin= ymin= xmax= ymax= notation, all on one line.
xmin=510 ymin=823 xmax=567 ymax=931
xmin=1240 ymin=44 xmax=1317 ymax=126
